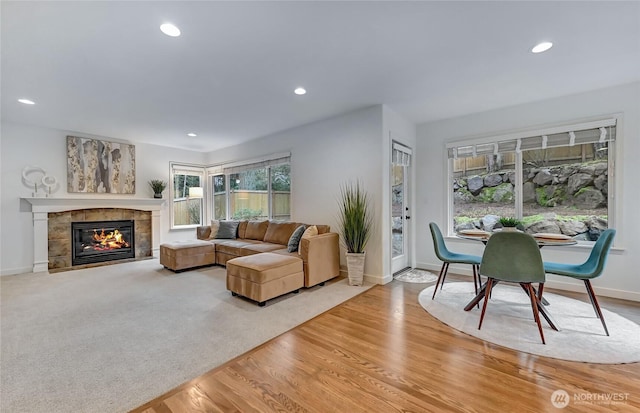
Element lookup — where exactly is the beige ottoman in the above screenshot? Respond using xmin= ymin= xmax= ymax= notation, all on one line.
xmin=226 ymin=252 xmax=304 ymax=306
xmin=160 ymin=240 xmax=216 ymax=272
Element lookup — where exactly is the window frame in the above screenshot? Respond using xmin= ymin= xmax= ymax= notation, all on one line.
xmin=445 ymin=115 xmax=620 ymax=244
xmin=205 ymin=152 xmax=291 ymax=222
xmin=170 ymin=162 xmax=206 ymax=230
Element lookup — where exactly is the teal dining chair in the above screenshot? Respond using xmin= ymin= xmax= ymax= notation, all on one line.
xmin=478 ymin=231 xmax=548 ymax=344
xmin=543 ymin=228 xmax=616 ymax=336
xmin=429 ymin=222 xmax=482 ymax=299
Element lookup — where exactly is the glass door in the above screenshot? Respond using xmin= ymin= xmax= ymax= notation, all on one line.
xmin=391 ymin=142 xmax=412 ymax=274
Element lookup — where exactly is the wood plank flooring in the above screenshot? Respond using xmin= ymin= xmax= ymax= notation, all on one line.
xmin=131 ymin=277 xmax=640 ymax=413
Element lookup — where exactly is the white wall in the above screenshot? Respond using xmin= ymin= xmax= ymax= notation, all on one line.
xmin=206 ymin=105 xmax=388 ymax=282
xmin=0 ymin=121 xmax=205 ymax=275
xmin=416 ymin=82 xmax=640 ymax=301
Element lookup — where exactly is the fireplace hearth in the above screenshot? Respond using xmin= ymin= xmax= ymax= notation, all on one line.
xmin=72 ymin=220 xmax=135 ymax=265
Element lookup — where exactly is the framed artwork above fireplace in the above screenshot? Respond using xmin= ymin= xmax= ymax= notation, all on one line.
xmin=67 ymin=136 xmax=135 ymax=194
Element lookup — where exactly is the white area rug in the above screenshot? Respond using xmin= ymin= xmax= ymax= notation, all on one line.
xmin=394 ymin=268 xmax=438 ymax=283
xmin=418 ymin=282 xmax=640 ymax=364
xmin=0 ymin=259 xmax=371 ymax=413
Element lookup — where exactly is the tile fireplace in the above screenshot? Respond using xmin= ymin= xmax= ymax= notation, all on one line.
xmin=22 ymin=197 xmax=164 ymax=273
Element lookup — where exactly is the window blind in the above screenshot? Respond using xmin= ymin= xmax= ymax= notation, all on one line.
xmin=171 ymin=164 xmax=204 ymax=177
xmin=207 ymin=152 xmax=291 ymax=175
xmin=392 ymin=142 xmax=412 ymax=166
xmin=447 ymin=119 xmax=616 ymax=159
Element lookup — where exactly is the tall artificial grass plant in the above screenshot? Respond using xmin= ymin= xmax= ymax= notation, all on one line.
xmin=337 ymin=181 xmax=373 ymax=254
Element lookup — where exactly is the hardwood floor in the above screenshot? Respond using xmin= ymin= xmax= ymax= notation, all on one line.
xmin=132 ymin=277 xmax=640 ymax=413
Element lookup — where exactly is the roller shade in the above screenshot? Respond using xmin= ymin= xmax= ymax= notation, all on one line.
xmin=223 ymin=154 xmax=290 ymax=175
xmin=392 ymin=142 xmax=412 ymax=166
xmin=447 ymin=119 xmax=616 ymax=159
xmin=207 ymin=152 xmax=291 ymax=175
xmin=171 ymin=164 xmax=204 ymax=177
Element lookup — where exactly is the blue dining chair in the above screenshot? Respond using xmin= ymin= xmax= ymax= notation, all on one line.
xmin=429 ymin=222 xmax=482 ymax=299
xmin=478 ymin=231 xmax=548 ymax=344
xmin=543 ymin=228 xmax=616 ymax=336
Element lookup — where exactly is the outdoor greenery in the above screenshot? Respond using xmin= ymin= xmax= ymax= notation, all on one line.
xmin=232 ymin=208 xmax=264 ymax=220
xmin=173 ymin=175 xmax=200 ymax=198
xmin=337 ymin=181 xmax=373 ymax=254
xmin=229 ymin=164 xmax=291 ymax=192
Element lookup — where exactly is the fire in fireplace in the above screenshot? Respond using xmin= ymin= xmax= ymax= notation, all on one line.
xmin=72 ymin=220 xmax=135 ymax=265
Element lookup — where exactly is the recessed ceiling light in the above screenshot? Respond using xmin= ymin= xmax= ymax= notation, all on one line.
xmin=160 ymin=23 xmax=181 ymax=37
xmin=187 ymin=133 xmax=197 ymax=137
xmin=18 ymin=98 xmax=35 ymax=105
xmin=294 ymin=87 xmax=307 ymax=95
xmin=531 ymin=42 xmax=553 ymax=53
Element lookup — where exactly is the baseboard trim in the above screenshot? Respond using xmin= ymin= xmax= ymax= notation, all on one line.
xmin=415 ymin=261 xmax=639 ymax=303
xmin=339 ymin=268 xmax=392 ymax=285
xmin=1 ymin=266 xmax=34 ymax=276
xmin=366 ymin=273 xmax=393 ymax=285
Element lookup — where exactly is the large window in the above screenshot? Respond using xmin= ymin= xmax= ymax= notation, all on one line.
xmin=448 ymin=119 xmax=616 ymax=241
xmin=207 ymin=153 xmax=291 ymax=221
xmin=170 ymin=163 xmax=204 ymax=229
xmin=212 ymin=174 xmax=227 ymax=220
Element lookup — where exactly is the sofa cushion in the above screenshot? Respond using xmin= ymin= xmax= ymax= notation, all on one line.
xmin=287 ymin=225 xmax=306 ymax=252
xmin=214 ymin=239 xmax=260 ymax=255
xmin=207 ymin=220 xmax=221 ymax=240
xmin=263 ymin=221 xmax=301 ymax=245
xmin=216 ymin=221 xmax=239 ymax=239
xmin=245 ymin=220 xmax=270 ymax=241
xmin=241 ymin=242 xmax=287 ymax=255
xmin=237 ymin=220 xmax=248 ymax=239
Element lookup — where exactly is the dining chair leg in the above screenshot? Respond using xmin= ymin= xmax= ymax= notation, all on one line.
xmin=432 ymin=262 xmax=449 ymax=299
xmin=478 ymin=278 xmax=493 ymax=330
xmin=537 ymin=283 xmax=544 ymax=302
xmin=472 ymin=264 xmax=479 ymax=295
xmin=584 ymin=279 xmax=609 ymax=336
xmin=472 ymin=264 xmax=481 ymax=308
xmin=526 ymin=283 xmax=546 ymax=344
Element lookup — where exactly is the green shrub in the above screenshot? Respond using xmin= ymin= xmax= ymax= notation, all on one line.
xmin=498 ymin=217 xmax=522 ymax=227
xmin=232 ymin=208 xmax=263 ymax=220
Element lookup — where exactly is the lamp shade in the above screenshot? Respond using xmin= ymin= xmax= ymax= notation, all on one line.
xmin=188 ymin=186 xmax=203 ymax=199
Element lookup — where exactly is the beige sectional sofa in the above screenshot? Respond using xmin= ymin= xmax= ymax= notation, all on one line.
xmin=195 ymin=220 xmax=340 ymax=288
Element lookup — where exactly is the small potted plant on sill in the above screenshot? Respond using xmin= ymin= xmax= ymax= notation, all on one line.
xmin=148 ymin=179 xmax=167 ymax=199
xmin=337 ymin=181 xmax=373 ymax=286
xmin=498 ymin=216 xmax=523 ymax=231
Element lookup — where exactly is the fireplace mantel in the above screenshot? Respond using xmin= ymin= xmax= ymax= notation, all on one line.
xmin=21 ymin=197 xmax=165 ymax=273
xmin=22 ymin=197 xmax=164 ymax=213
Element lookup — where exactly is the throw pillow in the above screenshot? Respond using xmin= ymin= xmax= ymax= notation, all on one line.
xmin=215 ymin=221 xmax=239 ymax=239
xmin=298 ymin=225 xmax=318 ymax=255
xmin=208 ymin=220 xmax=220 ymax=240
xmin=287 ymin=225 xmax=306 ymax=253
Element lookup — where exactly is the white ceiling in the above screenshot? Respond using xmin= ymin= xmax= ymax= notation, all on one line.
xmin=2 ymin=1 xmax=639 ymax=152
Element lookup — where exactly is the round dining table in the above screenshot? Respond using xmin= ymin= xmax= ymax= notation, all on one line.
xmin=456 ymin=229 xmax=577 ymax=331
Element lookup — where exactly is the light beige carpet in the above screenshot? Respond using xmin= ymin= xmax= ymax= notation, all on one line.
xmin=419 ymin=282 xmax=640 ymax=364
xmin=0 ymin=259 xmax=371 ymax=413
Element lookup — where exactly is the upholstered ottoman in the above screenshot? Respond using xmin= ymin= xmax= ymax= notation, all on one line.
xmin=160 ymin=240 xmax=216 ymax=272
xmin=226 ymin=252 xmax=304 ymax=306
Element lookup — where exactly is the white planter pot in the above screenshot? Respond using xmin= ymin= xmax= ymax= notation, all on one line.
xmin=345 ymin=252 xmax=365 ymax=286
